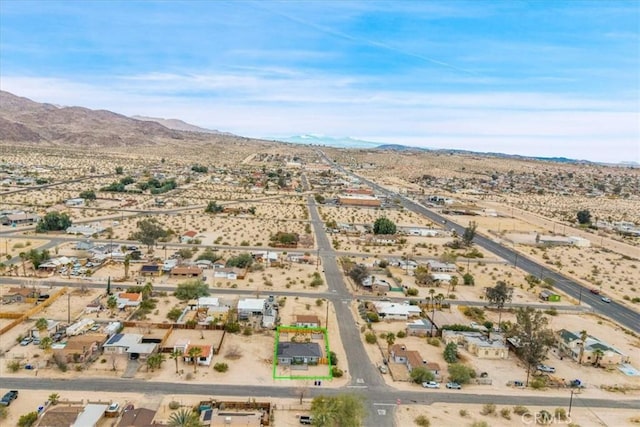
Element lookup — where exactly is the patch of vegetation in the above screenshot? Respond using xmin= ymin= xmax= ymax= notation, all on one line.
xmin=214 ymin=362 xmax=229 ymax=372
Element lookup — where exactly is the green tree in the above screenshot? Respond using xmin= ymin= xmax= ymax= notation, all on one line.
xmin=204 ymin=201 xmax=224 ymax=213
xmin=35 ymin=317 xmax=48 ymax=333
xmin=463 ymin=273 xmax=475 ymax=286
xmin=130 ymin=219 xmax=168 ymax=250
xmin=196 ymin=248 xmax=221 ymax=262
xmin=385 ymin=332 xmax=396 ymax=353
xmin=576 ymin=209 xmax=591 ymax=225
xmin=39 ymin=336 xmax=53 ymax=351
xmin=485 ymin=281 xmax=513 ymax=329
xmin=310 ymin=394 xmax=365 ymax=427
xmin=225 ymin=253 xmax=253 ymax=269
xmin=507 ymin=307 xmax=554 ymax=386
xmin=187 ymin=346 xmax=203 ymax=373
xmin=167 ymin=408 xmax=202 ymax=427
xmin=348 ymin=264 xmax=369 ymax=286
xmin=78 ymin=190 xmax=97 ymax=200
xmin=443 ymin=342 xmax=458 ymax=363
xmin=48 ymin=393 xmax=60 ymax=405
xmin=448 ymin=363 xmax=475 ymax=384
xmin=462 ymin=221 xmax=477 ymax=246
xmin=115 ymin=166 xmax=124 ymax=174
xmin=373 ymin=217 xmax=397 ymax=235
xmin=146 ymin=353 xmax=165 ymax=372
xmin=174 ymin=280 xmax=210 ymax=300
xmin=106 ymin=276 xmax=112 ymax=295
xmin=592 ymin=347 xmax=605 ymax=367
xmin=107 ymin=295 xmax=118 ymax=314
xmin=414 ymin=265 xmax=434 ymax=286
xmin=36 ymin=211 xmax=72 ymax=232
xmin=410 ymin=367 xmax=435 ymax=384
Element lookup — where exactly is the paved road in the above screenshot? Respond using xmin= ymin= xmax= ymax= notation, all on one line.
xmin=323 ymin=153 xmax=640 ymax=334
xmin=2 ymin=377 xmax=638 ymax=410
xmin=306 ymin=191 xmax=394 ymax=426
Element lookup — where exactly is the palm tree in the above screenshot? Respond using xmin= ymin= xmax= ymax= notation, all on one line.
xmin=435 ymin=293 xmax=445 ymax=309
xmin=168 ymin=408 xmax=202 ymax=427
xmin=19 ymin=251 xmax=27 ymax=276
xmin=592 ymin=348 xmax=605 ymax=367
xmin=48 ymin=393 xmax=60 ymax=405
xmin=428 ymin=289 xmax=436 ymax=309
xmin=579 ymin=330 xmax=588 ymax=364
xmin=142 ymin=281 xmax=153 ymax=298
xmin=449 ymin=276 xmax=459 ymax=293
xmin=170 ymin=349 xmax=183 ymax=374
xmin=123 ymin=255 xmax=131 ymax=279
xmin=187 ymin=346 xmax=202 ymax=373
xmin=385 ymin=332 xmax=396 ymax=355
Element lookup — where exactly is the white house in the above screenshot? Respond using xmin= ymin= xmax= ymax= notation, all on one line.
xmin=373 ymin=302 xmax=422 ymax=320
xmin=65 ymin=198 xmax=85 ymax=207
xmin=238 ymin=298 xmax=266 ymax=320
xmin=197 ymin=297 xmax=220 ymax=308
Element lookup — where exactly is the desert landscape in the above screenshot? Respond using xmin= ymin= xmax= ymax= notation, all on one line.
xmin=1 ymin=92 xmax=639 ymax=427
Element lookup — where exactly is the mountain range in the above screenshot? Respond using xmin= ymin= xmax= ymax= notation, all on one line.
xmin=0 ymin=90 xmax=631 ymax=166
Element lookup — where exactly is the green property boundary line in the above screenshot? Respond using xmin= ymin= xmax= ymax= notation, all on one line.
xmin=272 ymin=325 xmax=333 ymax=380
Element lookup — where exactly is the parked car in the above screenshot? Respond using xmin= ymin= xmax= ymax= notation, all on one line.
xmin=590 ymin=288 xmax=600 ymax=294
xmin=299 ymin=415 xmax=314 ymax=425
xmin=601 ymin=297 xmax=611 ymax=303
xmin=378 ymin=365 xmax=388 ymax=374
xmin=421 ymin=381 xmax=440 ymax=389
xmin=19 ymin=337 xmax=33 ymax=346
xmin=32 ymin=338 xmax=41 ymax=345
xmin=446 ymin=382 xmax=462 ymax=389
xmin=105 ymin=402 xmax=120 ymax=417
xmin=537 ymin=364 xmax=556 ymax=373
xmin=0 ymin=390 xmax=18 ymax=406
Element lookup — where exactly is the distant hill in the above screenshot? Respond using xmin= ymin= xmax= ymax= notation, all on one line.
xmin=374 ymin=143 xmax=428 ymax=152
xmin=272 ymin=134 xmax=382 ymax=149
xmin=131 ymin=115 xmax=233 ymax=135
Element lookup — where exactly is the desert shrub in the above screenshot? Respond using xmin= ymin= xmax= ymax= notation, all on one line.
xmin=397 ymin=330 xmax=407 ymax=338
xmin=414 ymin=415 xmax=430 ymax=426
xmin=427 ymin=337 xmax=440 ymax=347
xmin=242 ymin=326 xmax=253 ymax=336
xmin=543 ymin=308 xmax=558 ymax=316
xmin=214 ymin=362 xmax=229 ymax=372
xmin=443 ymin=342 xmax=458 ymax=363
xmin=448 ymin=363 xmax=475 ymax=384
xmin=554 ymin=408 xmax=567 ymax=421
xmin=537 ymin=410 xmax=553 ymax=425
xmin=366 ymin=312 xmax=380 ymax=322
xmin=365 ymin=332 xmax=377 ymax=344
xmin=225 ymin=322 xmax=241 ymax=333
xmin=469 ymin=422 xmax=489 ymax=427
xmin=410 ymin=367 xmax=435 ymax=384
xmin=331 ymin=366 xmax=344 ymax=377
xmin=500 ymin=408 xmax=511 ymax=419
xmin=480 ymin=403 xmax=496 ymax=416
xmin=18 ymin=412 xmax=38 ymax=427
xmin=513 ymin=406 xmax=529 ymax=415
xmin=8 ymin=360 xmax=21 ymax=372
xmin=167 ymin=307 xmax=183 ymax=322
xmin=406 ymin=287 xmax=419 ymax=296
xmin=459 ymin=409 xmax=468 ymax=417
xmin=531 ymin=377 xmax=547 ymax=389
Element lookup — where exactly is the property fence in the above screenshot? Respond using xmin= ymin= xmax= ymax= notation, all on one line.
xmin=0 ymin=287 xmax=67 ymax=336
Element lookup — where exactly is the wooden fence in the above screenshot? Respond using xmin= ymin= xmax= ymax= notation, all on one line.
xmin=0 ymin=287 xmax=67 ymax=336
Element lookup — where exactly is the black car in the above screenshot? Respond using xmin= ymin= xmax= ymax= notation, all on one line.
xmin=0 ymin=390 xmax=18 ymax=406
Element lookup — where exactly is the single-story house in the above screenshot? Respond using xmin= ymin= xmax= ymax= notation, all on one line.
xmin=557 ymin=329 xmax=629 ymax=366
xmin=117 ymin=407 xmax=158 ymax=427
xmin=442 ymin=330 xmax=509 ymax=359
xmin=139 ymin=264 xmax=162 ymax=277
xmin=2 ymin=287 xmax=39 ymax=303
xmin=170 ymin=266 xmax=203 ymax=278
xmin=431 ymin=273 xmax=452 ymax=283
xmin=102 ymin=333 xmax=157 ymax=360
xmin=212 ymin=260 xmax=226 ymax=269
xmin=237 ymin=298 xmax=266 ymax=320
xmin=183 ymin=344 xmax=213 ymax=366
xmin=213 ymin=267 xmax=244 ymax=280
xmin=277 ymin=342 xmax=322 ymax=365
xmin=373 ymin=301 xmax=422 ymax=320
xmin=71 ymin=404 xmax=109 ymax=427
xmin=181 ymin=230 xmax=198 ymax=243
xmin=389 ymin=344 xmax=440 ymax=376
xmin=65 ymin=198 xmax=85 ymax=207
xmin=295 ymin=314 xmax=321 ymax=328
xmin=425 ymin=260 xmax=457 ymax=272
xmin=117 ymin=292 xmax=142 ymax=309
xmin=194 ymin=260 xmax=213 ymax=269
xmin=0 ymin=212 xmax=39 ymax=226
xmin=53 ymin=334 xmax=107 ymax=363
xmin=406 ymin=318 xmax=438 ymax=337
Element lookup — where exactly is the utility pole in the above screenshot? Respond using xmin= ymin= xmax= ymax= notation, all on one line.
xmin=67 ymin=292 xmax=71 ymax=324
xmin=325 ymin=299 xmax=329 ymax=329
xmin=568 ymin=389 xmax=574 ymax=417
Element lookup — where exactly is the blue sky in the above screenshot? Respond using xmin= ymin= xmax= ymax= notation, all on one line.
xmin=1 ymin=0 xmax=638 ymax=162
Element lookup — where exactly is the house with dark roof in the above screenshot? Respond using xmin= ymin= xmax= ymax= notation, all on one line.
xmin=139 ymin=264 xmax=162 ymax=277
xmin=557 ymin=329 xmax=629 ymax=366
xmin=170 ymin=266 xmax=203 ymax=278
xmin=118 ymin=408 xmax=159 ymax=427
xmin=389 ymin=343 xmax=440 ymax=377
xmin=277 ymin=342 xmax=322 ymax=365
